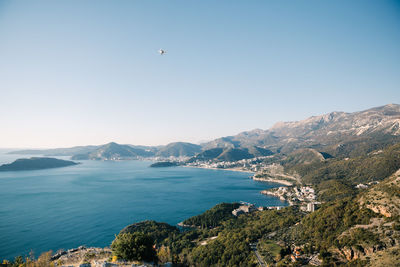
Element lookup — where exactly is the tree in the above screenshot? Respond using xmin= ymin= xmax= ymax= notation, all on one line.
xmin=157 ymin=245 xmax=171 ymax=263
xmin=111 ymin=232 xmax=156 ymax=262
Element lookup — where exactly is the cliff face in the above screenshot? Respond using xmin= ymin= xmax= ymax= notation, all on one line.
xmin=334 ymin=229 xmax=399 ymax=263
xmin=359 ymin=169 xmax=400 ymax=218
xmin=335 ymin=245 xmax=379 ymax=261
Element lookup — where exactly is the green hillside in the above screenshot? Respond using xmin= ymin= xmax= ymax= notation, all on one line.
xmin=156 ymin=142 xmax=202 ymax=157
xmin=288 ymin=143 xmax=400 ymax=186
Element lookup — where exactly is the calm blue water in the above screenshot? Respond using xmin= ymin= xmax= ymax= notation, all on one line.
xmin=0 ymin=152 xmax=285 ymax=260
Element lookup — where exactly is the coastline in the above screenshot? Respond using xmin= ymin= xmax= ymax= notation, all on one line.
xmin=183 ymin=165 xmax=293 ymax=186
xmin=252 ymin=177 xmax=293 ymax=186
xmin=182 ymin=165 xmax=255 ymax=174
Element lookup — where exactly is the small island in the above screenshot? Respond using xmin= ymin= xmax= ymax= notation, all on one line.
xmin=149 ymin=161 xmax=178 ymax=168
xmin=0 ymin=157 xmax=79 ymax=171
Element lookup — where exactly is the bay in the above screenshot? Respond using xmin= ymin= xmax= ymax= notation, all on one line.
xmin=0 ymin=152 xmax=285 ymax=260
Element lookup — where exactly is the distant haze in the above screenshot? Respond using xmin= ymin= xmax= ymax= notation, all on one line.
xmin=1 ymin=1 xmax=399 ymax=148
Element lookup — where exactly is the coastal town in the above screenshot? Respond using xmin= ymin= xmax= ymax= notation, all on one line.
xmin=183 ymin=156 xmax=318 ymax=209
xmin=261 ymin=186 xmax=319 ymax=211
xmin=184 ymin=156 xmax=272 ymax=173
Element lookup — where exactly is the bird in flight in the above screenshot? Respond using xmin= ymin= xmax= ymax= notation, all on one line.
xmin=158 ymin=49 xmax=166 ymax=55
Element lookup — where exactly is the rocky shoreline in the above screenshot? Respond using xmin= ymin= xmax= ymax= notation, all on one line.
xmin=50 ymin=246 xmax=151 ymax=267
xmin=261 ymin=189 xmax=287 ymax=201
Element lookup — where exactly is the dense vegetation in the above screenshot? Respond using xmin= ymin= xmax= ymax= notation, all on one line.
xmin=298 ymin=198 xmax=376 ymax=250
xmin=322 ymin=134 xmax=400 ymax=159
xmin=315 ymin=179 xmax=356 ymax=202
xmin=183 ymin=207 xmax=303 ymax=266
xmin=284 ymin=143 xmax=400 ymax=187
xmin=182 ymin=203 xmax=240 ymax=228
xmin=120 ymin=220 xmax=180 ymax=244
xmin=115 ymin=206 xmax=304 ymax=266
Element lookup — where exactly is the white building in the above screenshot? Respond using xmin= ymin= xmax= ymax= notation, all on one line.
xmin=307 ymin=203 xmax=315 ymax=212
xmin=356 ymin=184 xmax=368 ymax=189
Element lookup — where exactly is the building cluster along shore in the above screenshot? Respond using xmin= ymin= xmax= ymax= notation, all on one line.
xmin=148 ymin=149 xmax=324 ymax=212
xmin=184 ymin=156 xmax=272 ymax=173
xmin=177 ymin=156 xmax=320 ymax=210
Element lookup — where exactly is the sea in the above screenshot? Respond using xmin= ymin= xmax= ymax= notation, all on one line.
xmin=0 ymin=150 xmax=286 ymax=260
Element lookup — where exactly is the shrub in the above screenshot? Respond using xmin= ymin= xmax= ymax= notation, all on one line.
xmin=111 ymin=232 xmax=156 ymax=262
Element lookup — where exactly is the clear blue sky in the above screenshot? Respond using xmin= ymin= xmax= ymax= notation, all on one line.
xmin=0 ymin=0 xmax=399 ymax=148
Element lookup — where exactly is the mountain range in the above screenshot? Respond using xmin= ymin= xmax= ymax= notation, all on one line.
xmin=203 ymin=103 xmax=400 ymax=155
xmin=8 ymin=104 xmax=400 ymax=162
